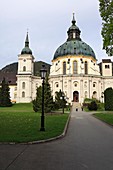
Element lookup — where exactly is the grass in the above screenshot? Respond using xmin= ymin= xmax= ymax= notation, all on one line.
xmin=0 ymin=103 xmax=33 ymax=111
xmin=94 ymin=112 xmax=113 ymax=126
xmin=0 ymin=103 xmax=69 ymax=143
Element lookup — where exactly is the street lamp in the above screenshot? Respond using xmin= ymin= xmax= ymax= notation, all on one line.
xmin=60 ymin=93 xmax=66 ymax=114
xmin=62 ymin=93 xmax=65 ymax=114
xmin=40 ymin=65 xmax=47 ymax=131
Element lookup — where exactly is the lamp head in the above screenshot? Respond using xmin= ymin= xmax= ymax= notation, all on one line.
xmin=40 ymin=65 xmax=47 ymax=79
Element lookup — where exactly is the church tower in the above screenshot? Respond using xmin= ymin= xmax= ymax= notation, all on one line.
xmin=16 ymin=32 xmax=34 ymax=103
xmin=18 ymin=32 xmax=34 ymax=75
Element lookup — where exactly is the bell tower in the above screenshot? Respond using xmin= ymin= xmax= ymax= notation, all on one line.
xmin=16 ymin=32 xmax=34 ymax=103
xmin=18 ymin=32 xmax=34 ymax=75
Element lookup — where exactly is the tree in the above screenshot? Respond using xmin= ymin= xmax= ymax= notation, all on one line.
xmin=32 ymin=76 xmax=54 ymax=113
xmin=99 ymin=0 xmax=113 ymax=56
xmin=44 ymin=76 xmax=53 ymax=113
xmin=55 ymin=90 xmax=67 ymax=110
xmin=104 ymin=87 xmax=113 ymax=110
xmin=0 ymin=78 xmax=12 ymax=107
xmin=32 ymin=86 xmax=42 ymax=112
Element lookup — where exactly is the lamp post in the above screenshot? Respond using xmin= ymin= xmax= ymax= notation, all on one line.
xmin=62 ymin=93 xmax=65 ymax=114
xmin=40 ymin=65 xmax=47 ymax=131
xmin=60 ymin=93 xmax=66 ymax=114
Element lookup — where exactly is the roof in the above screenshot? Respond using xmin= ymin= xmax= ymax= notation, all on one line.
xmin=53 ymin=40 xmax=96 ymax=60
xmin=0 ymin=72 xmax=17 ymax=85
xmin=21 ymin=32 xmax=32 ymax=55
xmin=102 ymin=59 xmax=112 ymax=63
xmin=53 ymin=14 xmax=96 ymax=60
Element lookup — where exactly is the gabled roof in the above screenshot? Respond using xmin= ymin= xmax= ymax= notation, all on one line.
xmin=102 ymin=59 xmax=112 ymax=63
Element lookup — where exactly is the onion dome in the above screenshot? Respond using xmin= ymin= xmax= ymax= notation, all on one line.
xmin=21 ymin=32 xmax=32 ymax=55
xmin=53 ymin=13 xmax=96 ymax=60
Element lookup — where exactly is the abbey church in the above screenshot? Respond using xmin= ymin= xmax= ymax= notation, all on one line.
xmin=1 ymin=14 xmax=113 ymax=104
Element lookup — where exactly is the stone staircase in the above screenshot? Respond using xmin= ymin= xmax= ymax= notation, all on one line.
xmin=72 ymin=102 xmax=82 ymax=111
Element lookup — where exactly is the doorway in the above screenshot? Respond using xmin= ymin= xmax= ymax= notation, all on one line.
xmin=73 ymin=91 xmax=79 ymax=102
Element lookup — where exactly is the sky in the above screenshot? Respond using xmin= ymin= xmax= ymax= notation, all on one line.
xmin=0 ymin=0 xmax=111 ymax=69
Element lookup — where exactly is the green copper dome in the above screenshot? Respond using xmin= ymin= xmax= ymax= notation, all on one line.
xmin=21 ymin=32 xmax=32 ymax=55
xmin=21 ymin=47 xmax=32 ymax=55
xmin=54 ymin=40 xmax=96 ymax=60
xmin=53 ymin=14 xmax=96 ymax=60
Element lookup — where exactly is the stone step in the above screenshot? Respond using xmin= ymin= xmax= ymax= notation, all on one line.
xmin=72 ymin=102 xmax=81 ymax=108
xmin=72 ymin=102 xmax=83 ymax=112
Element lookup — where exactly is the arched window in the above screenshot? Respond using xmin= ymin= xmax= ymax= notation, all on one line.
xmin=14 ymin=93 xmax=17 ymax=99
xmin=93 ymin=82 xmax=96 ymax=88
xmin=64 ymin=81 xmax=67 ymax=88
xmin=63 ymin=61 xmax=66 ymax=75
xmin=22 ymin=91 xmax=25 ymax=98
xmin=22 ymin=82 xmax=25 ymax=89
xmin=73 ymin=81 xmax=78 ymax=87
xmin=84 ymin=81 xmax=87 ymax=88
xmin=73 ymin=61 xmax=77 ymax=74
xmin=23 ymin=66 xmax=26 ymax=71
xmin=36 ymin=83 xmax=38 ymax=89
xmin=55 ymin=82 xmax=59 ymax=88
xmin=85 ymin=91 xmax=87 ymax=98
xmin=92 ymin=91 xmax=97 ymax=99
xmin=85 ymin=61 xmax=88 ymax=74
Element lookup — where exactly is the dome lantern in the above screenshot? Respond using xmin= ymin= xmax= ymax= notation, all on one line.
xmin=53 ymin=14 xmax=96 ymax=60
xmin=67 ymin=13 xmax=81 ymax=41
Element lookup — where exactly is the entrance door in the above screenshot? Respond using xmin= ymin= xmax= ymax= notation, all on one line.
xmin=73 ymin=91 xmax=79 ymax=102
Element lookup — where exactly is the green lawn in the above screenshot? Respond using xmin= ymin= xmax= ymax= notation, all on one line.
xmin=94 ymin=112 xmax=113 ymax=126
xmin=0 ymin=103 xmax=69 ymax=143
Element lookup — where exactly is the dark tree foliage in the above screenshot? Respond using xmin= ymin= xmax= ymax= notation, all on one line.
xmin=0 ymin=78 xmax=12 ymax=107
xmin=32 ymin=76 xmax=54 ymax=113
xmin=55 ymin=90 xmax=67 ymax=110
xmin=44 ymin=76 xmax=54 ymax=113
xmin=99 ymin=0 xmax=113 ymax=56
xmin=104 ymin=87 xmax=113 ymax=110
xmin=88 ymin=101 xmax=98 ymax=111
xmin=32 ymin=77 xmax=53 ymax=113
xmin=32 ymin=86 xmax=42 ymax=112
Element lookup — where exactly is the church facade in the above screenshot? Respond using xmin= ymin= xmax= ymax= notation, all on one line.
xmin=15 ymin=14 xmax=113 ymax=104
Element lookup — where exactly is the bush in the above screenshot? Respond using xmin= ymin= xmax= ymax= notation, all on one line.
xmin=88 ymin=101 xmax=98 ymax=111
xmin=84 ymin=98 xmax=93 ymax=103
xmin=104 ymin=88 xmax=113 ymax=111
xmin=97 ymin=103 xmax=105 ymax=111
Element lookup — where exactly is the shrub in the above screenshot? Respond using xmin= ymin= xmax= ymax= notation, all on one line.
xmin=84 ymin=98 xmax=93 ymax=103
xmin=88 ymin=101 xmax=98 ymax=111
xmin=104 ymin=88 xmax=113 ymax=111
xmin=97 ymin=103 xmax=105 ymax=111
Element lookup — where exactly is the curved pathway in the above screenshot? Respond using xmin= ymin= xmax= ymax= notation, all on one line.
xmin=1 ymin=108 xmax=113 ymax=170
